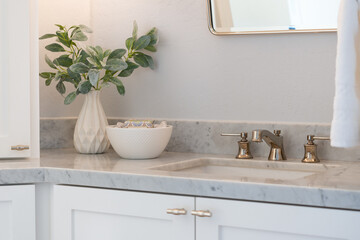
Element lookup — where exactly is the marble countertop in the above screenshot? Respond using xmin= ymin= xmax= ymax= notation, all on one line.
xmin=0 ymin=149 xmax=359 ymax=210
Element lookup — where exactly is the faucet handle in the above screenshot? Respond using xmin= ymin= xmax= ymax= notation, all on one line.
xmin=274 ymin=130 xmax=281 ymax=136
xmin=302 ymin=135 xmax=330 ymax=163
xmin=221 ymin=132 xmax=253 ymax=159
xmin=306 ymin=135 xmax=330 ymax=144
xmin=221 ymin=132 xmax=248 ymax=142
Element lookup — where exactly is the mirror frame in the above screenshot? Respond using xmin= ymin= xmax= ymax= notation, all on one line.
xmin=207 ymin=0 xmax=337 ymax=35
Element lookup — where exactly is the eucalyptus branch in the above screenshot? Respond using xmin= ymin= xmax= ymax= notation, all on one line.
xmin=39 ymin=22 xmax=158 ymax=105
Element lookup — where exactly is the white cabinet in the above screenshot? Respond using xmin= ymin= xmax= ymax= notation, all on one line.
xmin=52 ymin=185 xmax=360 ymax=240
xmin=52 ymin=185 xmax=194 ymax=240
xmin=0 ymin=185 xmax=35 ymax=240
xmin=196 ymin=197 xmax=360 ymax=240
xmin=0 ymin=0 xmax=39 ymax=158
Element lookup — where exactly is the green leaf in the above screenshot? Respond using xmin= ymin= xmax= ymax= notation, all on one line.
xmin=54 ymin=71 xmax=65 ymax=81
xmin=78 ymin=81 xmax=92 ymax=94
xmin=79 ymin=24 xmax=93 ymax=33
xmin=126 ymin=61 xmax=139 ymax=70
xmin=144 ymin=54 xmax=154 ymax=70
xmin=105 ymin=58 xmax=128 ymax=72
xmin=109 ymin=76 xmax=123 ymax=86
xmin=70 ymin=63 xmax=90 ymax=74
xmin=117 ymin=85 xmax=125 ymax=96
xmin=86 ymin=57 xmax=99 ymax=67
xmin=56 ymin=31 xmax=71 ymax=48
xmin=55 ymin=24 xmax=65 ymax=30
xmin=101 ymin=82 xmax=111 ymax=88
xmin=54 ymin=55 xmax=73 ymax=67
xmin=118 ymin=61 xmax=139 ymax=77
xmin=147 ymin=28 xmax=158 ymax=45
xmin=56 ymin=81 xmax=66 ymax=95
xmin=67 ymin=69 xmax=81 ymax=85
xmin=77 ymin=50 xmax=90 ymax=66
xmin=118 ymin=69 xmax=134 ymax=77
xmin=45 ymin=43 xmax=66 ymax=52
xmin=108 ymin=49 xmax=126 ymax=60
xmin=132 ymin=21 xmax=138 ymax=40
xmin=62 ymin=75 xmax=76 ymax=85
xmin=133 ymin=35 xmax=151 ymax=50
xmin=87 ymin=46 xmax=97 ymax=56
xmin=126 ymin=37 xmax=135 ymax=50
xmin=149 ymin=36 xmax=158 ymax=46
xmin=88 ymin=69 xmax=100 ymax=87
xmin=102 ymin=73 xmax=111 ymax=82
xmin=70 ymin=26 xmax=80 ymax=37
xmin=64 ymin=91 xmax=77 ymax=105
xmin=104 ymin=49 xmax=112 ymax=58
xmin=45 ymin=55 xmax=57 ymax=69
xmin=87 ymin=46 xmax=104 ymax=62
xmin=109 ymin=77 xmax=125 ymax=95
xmin=39 ymin=72 xmax=55 ymax=79
xmin=134 ymin=53 xmax=154 ymax=69
xmin=144 ymin=45 xmax=157 ymax=52
xmin=39 ymin=34 xmax=57 ymax=40
xmin=45 ymin=78 xmax=53 ymax=86
xmin=53 ymin=58 xmax=59 ymax=66
xmin=71 ymin=29 xmax=88 ymax=41
xmin=147 ymin=27 xmax=157 ymax=35
xmin=134 ymin=54 xmax=149 ymax=68
xmin=95 ymin=46 xmax=104 ymax=60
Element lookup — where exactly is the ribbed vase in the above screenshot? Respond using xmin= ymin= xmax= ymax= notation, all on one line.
xmin=74 ymin=90 xmax=110 ymax=154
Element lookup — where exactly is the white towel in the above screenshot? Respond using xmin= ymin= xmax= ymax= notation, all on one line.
xmin=331 ymin=0 xmax=360 ymax=148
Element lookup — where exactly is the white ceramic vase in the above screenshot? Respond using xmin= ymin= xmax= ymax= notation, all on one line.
xmin=74 ymin=90 xmax=110 ymax=154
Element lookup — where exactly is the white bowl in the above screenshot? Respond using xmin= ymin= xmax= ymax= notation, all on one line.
xmin=106 ymin=125 xmax=173 ymax=159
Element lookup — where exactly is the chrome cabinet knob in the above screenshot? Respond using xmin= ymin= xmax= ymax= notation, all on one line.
xmin=166 ymin=208 xmax=187 ymax=215
xmin=191 ymin=210 xmax=212 ymax=217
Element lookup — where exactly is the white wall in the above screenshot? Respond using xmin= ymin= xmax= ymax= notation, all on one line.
xmin=39 ymin=0 xmax=337 ymax=123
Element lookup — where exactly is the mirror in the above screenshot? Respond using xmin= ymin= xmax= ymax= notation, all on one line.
xmin=208 ymin=0 xmax=340 ymax=35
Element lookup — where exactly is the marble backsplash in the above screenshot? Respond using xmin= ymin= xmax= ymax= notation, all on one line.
xmin=40 ymin=118 xmax=360 ymax=161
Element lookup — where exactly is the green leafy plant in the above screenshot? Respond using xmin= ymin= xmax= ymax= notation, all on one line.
xmin=39 ymin=22 xmax=158 ymax=105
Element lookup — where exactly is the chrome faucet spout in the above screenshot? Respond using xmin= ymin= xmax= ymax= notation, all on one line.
xmin=251 ymin=130 xmax=286 ymax=161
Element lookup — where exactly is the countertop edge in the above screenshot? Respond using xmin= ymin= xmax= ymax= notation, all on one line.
xmin=0 ymin=166 xmax=359 ymax=211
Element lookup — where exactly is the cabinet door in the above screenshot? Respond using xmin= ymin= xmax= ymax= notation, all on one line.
xmin=53 ymin=185 xmax=194 ymax=240
xmin=196 ymin=197 xmax=360 ymax=240
xmin=0 ymin=0 xmax=31 ymax=158
xmin=0 ymin=185 xmax=35 ymax=240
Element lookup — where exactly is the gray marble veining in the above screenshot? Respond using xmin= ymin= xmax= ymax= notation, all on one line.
xmin=0 ymin=149 xmax=359 ymax=210
xmin=41 ymin=118 xmax=360 ymax=161
xmin=40 ymin=118 xmax=76 ymax=149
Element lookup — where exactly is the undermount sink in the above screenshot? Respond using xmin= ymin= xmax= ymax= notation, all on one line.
xmin=150 ymin=158 xmax=337 ymax=181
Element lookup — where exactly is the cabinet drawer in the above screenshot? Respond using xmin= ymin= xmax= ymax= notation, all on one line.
xmin=196 ymin=197 xmax=360 ymax=240
xmin=0 ymin=185 xmax=35 ymax=240
xmin=52 ymin=185 xmax=194 ymax=240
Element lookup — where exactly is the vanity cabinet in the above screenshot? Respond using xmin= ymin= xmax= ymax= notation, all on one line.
xmin=0 ymin=0 xmax=39 ymax=158
xmin=196 ymin=197 xmax=360 ymax=240
xmin=52 ymin=185 xmax=194 ymax=240
xmin=0 ymin=0 xmax=31 ymax=158
xmin=52 ymin=185 xmax=360 ymax=240
xmin=0 ymin=185 xmax=35 ymax=240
